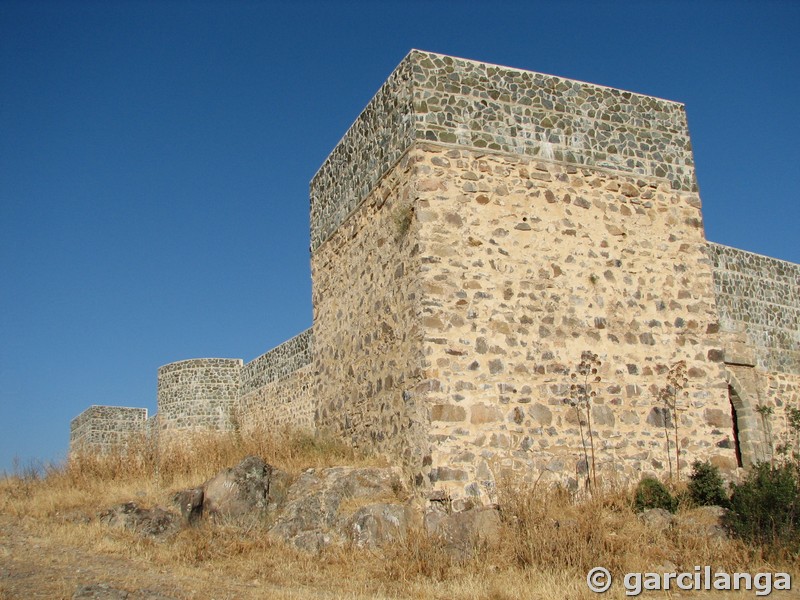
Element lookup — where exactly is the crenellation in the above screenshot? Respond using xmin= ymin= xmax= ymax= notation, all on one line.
xmin=69 ymin=51 xmax=799 ymax=504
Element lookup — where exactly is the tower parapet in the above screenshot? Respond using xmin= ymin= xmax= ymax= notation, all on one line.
xmin=310 ymin=50 xmax=696 ymax=253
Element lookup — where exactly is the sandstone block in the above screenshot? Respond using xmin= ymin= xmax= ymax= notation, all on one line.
xmin=432 ymin=404 xmax=467 ymax=422
xmin=704 ymin=408 xmax=731 ymax=429
xmin=471 ymin=404 xmax=503 ymax=424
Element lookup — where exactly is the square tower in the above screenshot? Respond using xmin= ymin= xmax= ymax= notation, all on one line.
xmin=309 ymin=51 xmax=734 ymax=502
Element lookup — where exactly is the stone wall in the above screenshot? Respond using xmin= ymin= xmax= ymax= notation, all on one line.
xmin=709 ymin=243 xmax=800 ymax=374
xmin=67 ymin=51 xmax=800 ymax=500
xmin=240 ymin=329 xmax=314 ymax=396
xmin=239 ymin=364 xmax=315 ymax=432
xmin=709 ymin=243 xmax=800 ymax=463
xmin=310 ymin=55 xmax=415 ymax=251
xmin=156 ymin=358 xmax=243 ymax=431
xmin=70 ymin=333 xmax=318 ymax=454
xmin=310 ymin=151 xmax=429 ymax=476
xmin=238 ymin=329 xmax=315 ymax=432
xmin=307 ymin=50 xmax=731 ymax=500
xmin=409 ymin=52 xmax=695 ymax=191
xmin=411 ymin=143 xmax=732 ymax=501
xmin=70 ymin=406 xmax=148 ymax=452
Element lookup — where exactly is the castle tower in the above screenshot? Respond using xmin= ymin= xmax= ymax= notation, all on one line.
xmin=69 ymin=52 xmax=800 ymax=505
xmin=309 ymin=50 xmax=736 ymax=502
xmin=156 ymin=358 xmax=243 ymax=432
xmin=70 ymin=405 xmax=148 ymax=451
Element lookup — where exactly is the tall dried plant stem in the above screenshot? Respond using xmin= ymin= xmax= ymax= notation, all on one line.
xmin=574 ymin=403 xmax=591 ymax=491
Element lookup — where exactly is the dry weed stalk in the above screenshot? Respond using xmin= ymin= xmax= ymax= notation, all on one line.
xmin=658 ymin=360 xmax=688 ymax=479
xmin=565 ymin=351 xmax=602 ymax=492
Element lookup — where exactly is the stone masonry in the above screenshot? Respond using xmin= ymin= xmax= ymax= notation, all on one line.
xmin=71 ymin=51 xmax=800 ymax=504
xmin=708 ymin=243 xmax=800 ymax=467
xmin=70 ymin=406 xmax=148 ymax=450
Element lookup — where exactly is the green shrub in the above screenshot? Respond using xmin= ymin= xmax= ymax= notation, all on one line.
xmin=633 ymin=477 xmax=677 ymax=513
xmin=724 ymin=462 xmax=800 ymax=550
xmin=688 ymin=460 xmax=729 ymax=507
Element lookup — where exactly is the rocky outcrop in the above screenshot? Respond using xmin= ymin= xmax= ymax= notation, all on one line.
xmin=100 ymin=456 xmax=505 ymax=556
xmin=639 ymin=505 xmax=729 ymax=540
xmin=638 ymin=507 xmax=675 ymax=532
xmin=423 ymin=504 xmax=502 ymax=560
xmin=345 ymin=503 xmax=416 ymax=549
xmin=173 ymin=487 xmax=203 ymax=524
xmin=267 ymin=466 xmax=408 ymax=552
xmin=201 ymin=455 xmax=274 ymax=521
xmin=97 ymin=503 xmax=180 ymax=539
xmin=173 ymin=455 xmax=291 ymax=524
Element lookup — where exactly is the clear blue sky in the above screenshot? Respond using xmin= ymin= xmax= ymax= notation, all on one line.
xmin=1 ymin=0 xmax=798 ymax=473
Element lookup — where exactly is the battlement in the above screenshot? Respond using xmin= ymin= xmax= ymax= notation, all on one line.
xmin=310 ymin=50 xmax=695 ymax=251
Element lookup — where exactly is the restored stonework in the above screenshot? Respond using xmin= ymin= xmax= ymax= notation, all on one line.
xmin=70 ymin=50 xmax=799 ymax=505
xmin=157 ymin=358 xmax=243 ymax=432
xmin=709 ymin=243 xmax=800 ymax=374
xmin=237 ymin=329 xmax=316 ymax=432
xmin=239 ymin=364 xmax=315 ymax=432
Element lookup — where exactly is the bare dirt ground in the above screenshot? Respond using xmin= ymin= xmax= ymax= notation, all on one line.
xmin=0 ymin=515 xmax=358 ymax=600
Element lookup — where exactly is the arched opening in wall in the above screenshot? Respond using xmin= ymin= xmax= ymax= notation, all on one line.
xmin=728 ymin=385 xmax=744 ymax=468
xmin=726 ymin=369 xmax=763 ymax=468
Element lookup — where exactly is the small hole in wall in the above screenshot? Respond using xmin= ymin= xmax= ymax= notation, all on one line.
xmin=522 ymin=216 xmax=528 ymax=221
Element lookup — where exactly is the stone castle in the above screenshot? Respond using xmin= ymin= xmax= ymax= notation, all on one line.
xmin=71 ymin=50 xmax=800 ymax=503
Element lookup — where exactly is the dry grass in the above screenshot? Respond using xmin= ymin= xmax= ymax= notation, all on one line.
xmin=0 ymin=427 xmax=382 ymax=521
xmin=499 ymin=479 xmax=752 ymax=576
xmin=1 ymin=430 xmax=798 ymax=599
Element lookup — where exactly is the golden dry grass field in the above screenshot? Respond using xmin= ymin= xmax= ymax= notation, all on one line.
xmin=1 ymin=431 xmax=797 ymax=599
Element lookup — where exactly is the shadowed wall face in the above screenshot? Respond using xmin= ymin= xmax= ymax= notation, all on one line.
xmin=310 ymin=151 xmax=429 ymax=478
